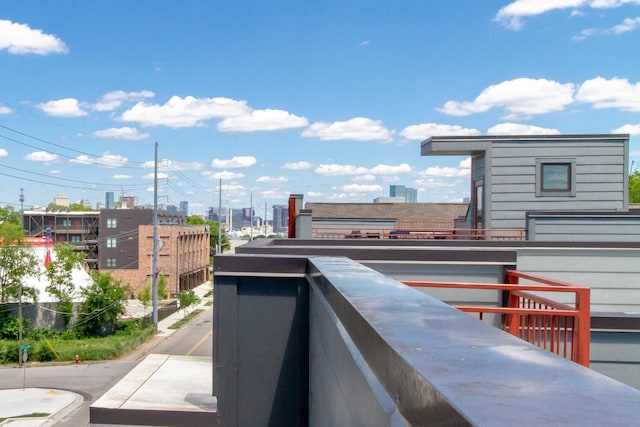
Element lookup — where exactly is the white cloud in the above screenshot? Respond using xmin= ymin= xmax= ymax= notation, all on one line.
xmin=369 ymin=163 xmax=413 ymax=174
xmin=221 ymin=184 xmax=246 ymax=193
xmin=70 ymin=155 xmax=93 ymax=165
xmin=204 ymin=170 xmax=246 ymax=180
xmin=400 ymin=123 xmax=481 ymax=140
xmin=315 ymin=164 xmax=370 ymax=176
xmin=0 ymin=19 xmax=68 ymax=55
xmin=211 ymin=156 xmax=256 ymax=168
xmin=143 ymin=172 xmax=169 ymax=180
xmin=0 ymin=148 xmax=7 ymax=157
xmin=98 ymin=153 xmax=129 ymax=168
xmin=420 ymin=159 xmax=471 ymax=178
xmin=576 ymin=77 xmax=640 ymax=111
xmin=120 ymin=95 xmax=251 ymax=128
xmin=282 ymin=161 xmax=313 ymax=170
xmin=340 ymin=184 xmax=383 ymax=193
xmin=218 ymin=109 xmax=308 ymax=132
xmin=92 ymin=90 xmax=155 ymax=112
xmin=494 ymin=0 xmax=640 ymax=31
xmin=92 ymin=127 xmax=149 ymax=141
xmin=258 ymin=189 xmax=289 ymax=200
xmin=36 ymin=98 xmax=88 ymax=117
xmin=574 ymin=16 xmax=640 ymax=40
xmin=315 ymin=163 xmax=412 ymax=177
xmin=302 ymin=117 xmax=395 ymax=142
xmin=612 ymin=124 xmax=640 ymax=135
xmin=437 ymin=78 xmax=575 ymax=119
xmin=70 ymin=152 xmax=129 ymax=168
xmin=352 ymin=174 xmax=376 ymax=182
xmin=50 ymin=169 xmax=61 ymax=174
xmin=256 ymin=176 xmax=288 ymax=184
xmin=141 ymin=159 xmax=204 ymax=171
xmin=414 ymin=177 xmax=458 ymax=189
xmin=0 ymin=104 xmax=11 ymax=114
xmin=487 ymin=123 xmax=561 ymax=135
xmin=112 ymin=174 xmax=132 ymax=180
xmin=25 ymin=151 xmax=58 ymax=163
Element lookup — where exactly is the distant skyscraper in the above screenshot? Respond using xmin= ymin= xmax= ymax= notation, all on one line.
xmin=241 ymin=208 xmax=254 ymax=228
xmin=389 ymin=185 xmax=418 ymax=203
xmin=179 ymin=201 xmax=188 ymax=215
xmin=272 ymin=205 xmax=289 ymax=233
xmin=105 ymin=192 xmax=115 ymax=209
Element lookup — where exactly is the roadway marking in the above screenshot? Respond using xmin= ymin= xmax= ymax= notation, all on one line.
xmin=185 ymin=330 xmax=212 ymax=356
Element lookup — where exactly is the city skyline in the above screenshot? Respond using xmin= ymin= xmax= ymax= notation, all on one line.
xmin=1 ymin=1 xmax=639 ymax=214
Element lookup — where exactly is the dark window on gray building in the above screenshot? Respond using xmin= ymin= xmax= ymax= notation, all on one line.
xmin=536 ymin=158 xmax=576 ymax=197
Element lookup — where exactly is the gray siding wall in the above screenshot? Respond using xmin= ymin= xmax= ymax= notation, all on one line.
xmin=488 ymin=139 xmax=626 ymax=230
xmin=515 ymin=247 xmax=640 ymax=313
xmin=528 ymin=214 xmax=640 ymax=241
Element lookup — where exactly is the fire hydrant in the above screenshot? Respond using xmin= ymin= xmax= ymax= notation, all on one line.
xmin=75 ymin=354 xmax=80 ymax=364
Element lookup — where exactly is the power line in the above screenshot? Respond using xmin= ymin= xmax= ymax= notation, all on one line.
xmin=0 ymin=123 xmax=147 ymax=167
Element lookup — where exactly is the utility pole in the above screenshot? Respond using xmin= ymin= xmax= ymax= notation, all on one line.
xmin=152 ymin=142 xmax=159 ymax=331
xmin=19 ymin=188 xmax=24 ymax=212
xmin=249 ymin=193 xmax=253 ymax=241
xmin=217 ymin=178 xmax=222 ymax=255
xmin=264 ymin=201 xmax=267 ymax=237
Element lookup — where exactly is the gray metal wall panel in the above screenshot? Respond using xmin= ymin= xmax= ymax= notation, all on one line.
xmin=486 ymin=140 xmax=626 ymax=230
xmin=528 ymin=216 xmax=640 ymax=242
xmin=515 ymin=248 xmax=640 ymax=312
xmin=309 ymin=282 xmax=407 ymax=427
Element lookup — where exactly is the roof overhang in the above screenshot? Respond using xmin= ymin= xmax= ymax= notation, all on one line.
xmin=421 ymin=134 xmax=629 ymax=157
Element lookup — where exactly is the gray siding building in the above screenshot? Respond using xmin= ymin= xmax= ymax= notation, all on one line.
xmin=421 ymin=134 xmax=630 ymax=232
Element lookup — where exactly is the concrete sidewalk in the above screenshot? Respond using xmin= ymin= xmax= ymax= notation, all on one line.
xmin=0 ymin=283 xmax=214 ymax=426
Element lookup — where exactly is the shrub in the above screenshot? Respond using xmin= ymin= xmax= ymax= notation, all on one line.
xmin=0 ymin=314 xmax=29 ymax=340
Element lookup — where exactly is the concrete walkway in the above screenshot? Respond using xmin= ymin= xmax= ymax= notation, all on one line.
xmin=0 ymin=283 xmax=213 ymax=426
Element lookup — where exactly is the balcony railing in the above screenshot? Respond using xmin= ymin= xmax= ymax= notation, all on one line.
xmin=313 ymin=226 xmax=526 ymax=240
xmin=403 ymin=270 xmax=591 ymax=367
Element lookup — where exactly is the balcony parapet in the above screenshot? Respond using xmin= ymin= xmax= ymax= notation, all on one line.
xmin=214 ymin=254 xmax=640 ymax=426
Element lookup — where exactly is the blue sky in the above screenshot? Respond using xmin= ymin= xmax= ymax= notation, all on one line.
xmin=1 ymin=0 xmax=639 ymax=215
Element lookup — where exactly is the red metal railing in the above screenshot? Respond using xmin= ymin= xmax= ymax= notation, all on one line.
xmin=402 ymin=270 xmax=591 ymax=367
xmin=312 ymin=225 xmax=526 ymax=240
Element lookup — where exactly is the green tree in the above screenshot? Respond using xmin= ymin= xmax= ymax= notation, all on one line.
xmin=0 ymin=205 xmax=21 ymax=226
xmin=138 ymin=275 xmax=169 ymax=308
xmin=77 ymin=271 xmax=129 ymax=337
xmin=44 ymin=243 xmax=86 ymax=328
xmin=178 ymin=290 xmax=200 ymax=317
xmin=0 ymin=232 xmax=40 ymax=304
xmin=69 ymin=203 xmax=93 ymax=211
xmin=630 ymin=169 xmax=640 ymax=203
xmin=186 ymin=215 xmax=230 ymax=255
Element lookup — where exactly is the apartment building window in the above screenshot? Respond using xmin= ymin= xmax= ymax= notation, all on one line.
xmin=70 ymin=235 xmax=81 ymax=243
xmin=107 ymin=237 xmax=117 ymax=248
xmin=536 ymin=159 xmax=576 ymax=197
xmin=106 ymin=258 xmax=116 ymax=267
xmin=107 ymin=218 xmax=117 ymax=228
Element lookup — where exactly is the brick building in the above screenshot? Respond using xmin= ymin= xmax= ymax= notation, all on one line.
xmin=99 ymin=209 xmax=209 ymax=295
